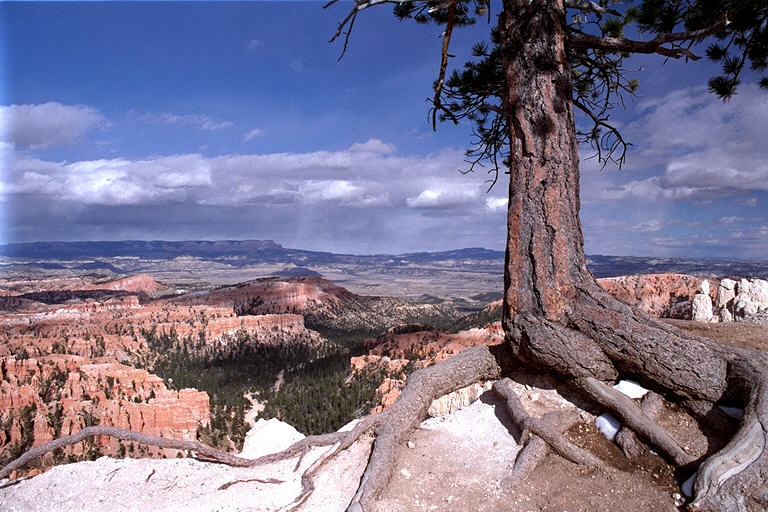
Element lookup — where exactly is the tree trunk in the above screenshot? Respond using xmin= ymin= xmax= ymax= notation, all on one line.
xmin=500 ymin=0 xmax=588 ymax=324
xmin=498 ymin=2 xmax=768 ymax=510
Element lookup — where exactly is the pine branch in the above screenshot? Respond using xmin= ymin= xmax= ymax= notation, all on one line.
xmin=563 ymin=0 xmax=620 ymax=17
xmin=569 ymin=17 xmax=729 ymax=59
xmin=432 ymin=4 xmax=458 ymax=130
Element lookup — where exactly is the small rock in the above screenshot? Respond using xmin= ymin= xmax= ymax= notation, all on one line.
xmin=407 ymin=441 xmax=416 ymax=449
xmin=400 ymin=468 xmax=411 ymax=479
xmin=691 ymin=293 xmax=713 ymax=322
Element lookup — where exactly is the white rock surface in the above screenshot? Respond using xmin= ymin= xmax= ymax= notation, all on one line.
xmin=735 ymin=294 xmax=760 ymax=318
xmin=752 ymin=279 xmax=768 ymax=307
xmin=715 ymin=278 xmax=736 ymax=310
xmin=240 ymin=418 xmax=305 ymax=460
xmin=705 ymin=277 xmax=768 ymax=322
xmin=0 ymin=443 xmax=370 ymax=512
xmin=427 ymin=381 xmax=492 ymax=417
xmin=691 ymin=293 xmax=713 ymax=322
xmin=700 ymin=279 xmax=710 ymax=297
xmin=739 ymin=279 xmax=752 ymax=296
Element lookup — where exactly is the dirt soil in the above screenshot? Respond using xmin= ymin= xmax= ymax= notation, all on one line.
xmin=373 ymin=395 xmax=681 ymax=512
xmin=666 ymin=318 xmax=768 ymax=352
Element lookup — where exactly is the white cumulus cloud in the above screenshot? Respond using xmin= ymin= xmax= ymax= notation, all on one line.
xmin=581 ymin=84 xmax=768 ymax=205
xmin=485 ymin=197 xmax=507 ymax=211
xmin=0 ymin=102 xmax=107 ymax=149
xmin=406 ymin=187 xmax=480 ymax=209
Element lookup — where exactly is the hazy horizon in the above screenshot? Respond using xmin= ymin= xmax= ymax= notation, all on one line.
xmin=1 ymin=2 xmax=766 ymax=258
xmin=3 ymin=237 xmax=768 ymax=262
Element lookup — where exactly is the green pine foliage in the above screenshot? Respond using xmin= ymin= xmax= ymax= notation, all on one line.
xmin=142 ymin=325 xmax=387 ymax=447
xmin=393 ymin=0 xmax=766 ymax=172
xmin=261 ymin=354 xmax=385 ymax=435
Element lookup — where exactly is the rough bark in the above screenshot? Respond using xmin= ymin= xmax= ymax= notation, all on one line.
xmin=498 ymin=1 xmax=768 ymax=509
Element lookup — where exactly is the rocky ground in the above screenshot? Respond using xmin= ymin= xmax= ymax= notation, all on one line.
xmin=0 ymin=379 xmax=676 ymax=512
xmin=4 ymin=319 xmax=766 ymax=511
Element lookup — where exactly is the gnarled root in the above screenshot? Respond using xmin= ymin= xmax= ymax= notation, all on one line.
xmin=0 ymin=420 xmax=378 ymax=481
xmin=492 ymin=378 xmax=601 ymax=484
xmin=512 ymin=283 xmax=768 ymax=510
xmin=577 ymin=376 xmax=694 ymax=466
xmin=346 ymin=345 xmax=501 ymax=511
xmin=692 ymin=379 xmax=768 ymax=511
xmin=614 ymin=391 xmax=664 ymax=458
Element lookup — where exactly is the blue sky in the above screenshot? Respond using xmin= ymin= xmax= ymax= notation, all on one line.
xmin=1 ymin=1 xmax=766 ymax=258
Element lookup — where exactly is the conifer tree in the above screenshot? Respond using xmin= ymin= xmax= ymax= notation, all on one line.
xmin=320 ymin=1 xmax=768 ymax=510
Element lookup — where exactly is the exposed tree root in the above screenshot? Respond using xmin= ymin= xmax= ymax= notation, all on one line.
xmin=577 ymin=377 xmax=693 ymax=466
xmin=508 ymin=281 xmax=768 ymax=511
xmin=345 ymin=345 xmax=501 ymax=512
xmin=614 ymin=392 xmax=664 ymax=458
xmin=492 ymin=378 xmax=601 ymax=483
xmin=0 ymin=422 xmax=368 ymax=481
xmin=692 ymin=378 xmax=768 ymax=511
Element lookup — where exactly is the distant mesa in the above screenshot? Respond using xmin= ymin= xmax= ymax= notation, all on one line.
xmin=3 ymin=240 xmax=768 ymax=284
xmin=0 ymin=239 xmax=284 ymax=260
xmin=271 ymin=267 xmax=323 ymax=278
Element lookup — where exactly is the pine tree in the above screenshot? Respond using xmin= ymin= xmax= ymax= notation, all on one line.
xmin=321 ymin=1 xmax=768 ymax=509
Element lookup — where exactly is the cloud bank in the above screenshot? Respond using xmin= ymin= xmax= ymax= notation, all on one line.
xmin=0 ymin=102 xmax=107 ymax=149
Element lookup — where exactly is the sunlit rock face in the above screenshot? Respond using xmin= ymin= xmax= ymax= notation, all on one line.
xmin=351 ymin=322 xmax=504 ymax=413
xmin=0 ymin=274 xmax=326 ymax=362
xmin=692 ymin=290 xmax=714 ymax=322
xmin=717 ymin=278 xmax=768 ymax=322
xmin=596 ymin=273 xmax=714 ymax=319
xmin=1 ymin=354 xmax=210 ymax=470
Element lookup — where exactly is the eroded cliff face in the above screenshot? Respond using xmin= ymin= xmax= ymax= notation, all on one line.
xmin=0 ymin=274 xmax=331 ymax=475
xmin=351 ymin=322 xmax=505 ymax=413
xmin=0 ymin=291 xmax=324 ymax=362
xmin=0 ymin=273 xmax=171 ymax=297
xmin=172 ymin=276 xmax=460 ymax=331
xmin=0 ymin=354 xmax=210 ymax=474
xmin=596 ymin=273 xmax=716 ymax=319
xmin=84 ymin=274 xmax=171 ymax=297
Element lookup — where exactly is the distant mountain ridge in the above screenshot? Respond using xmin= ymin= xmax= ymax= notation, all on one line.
xmin=2 ymin=239 xmax=768 ymax=279
xmin=0 ymin=240 xmax=505 ymax=266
